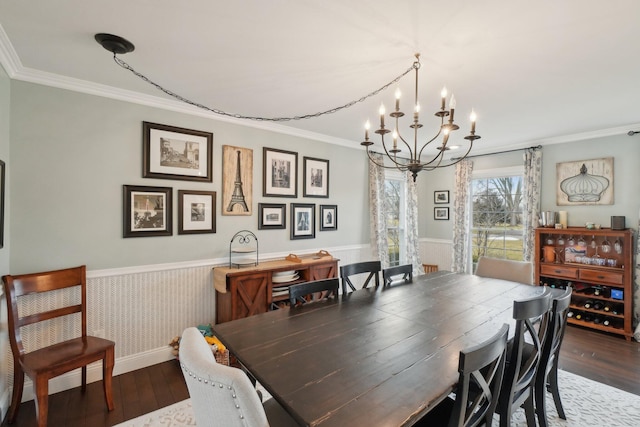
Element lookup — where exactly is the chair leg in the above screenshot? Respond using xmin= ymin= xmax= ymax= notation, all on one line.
xmin=81 ymin=365 xmax=87 ymax=392
xmin=103 ymin=348 xmax=115 ymax=411
xmin=548 ymin=366 xmax=566 ymax=419
xmin=7 ymin=365 xmax=25 ymax=423
xmin=535 ymin=374 xmax=549 ymax=427
xmin=524 ymin=393 xmax=536 ymax=427
xmin=34 ymin=376 xmax=49 ymax=427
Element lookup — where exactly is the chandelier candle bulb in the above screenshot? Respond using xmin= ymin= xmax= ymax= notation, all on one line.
xmin=414 ymin=102 xmax=420 ymax=121
xmin=449 ymin=94 xmax=456 ymax=121
xmin=470 ymin=110 xmax=477 ymax=133
xmin=379 ymin=103 xmax=386 ymax=128
xmin=364 ymin=120 xmax=370 ymax=140
xmin=395 ymin=88 xmax=401 ymax=111
xmin=441 ymin=87 xmax=447 ymax=110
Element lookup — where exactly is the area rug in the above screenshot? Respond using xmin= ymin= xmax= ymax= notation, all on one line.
xmin=114 ymin=370 xmax=640 ymax=426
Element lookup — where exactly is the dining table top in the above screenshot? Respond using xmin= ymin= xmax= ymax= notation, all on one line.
xmin=212 ymin=271 xmax=546 ymax=427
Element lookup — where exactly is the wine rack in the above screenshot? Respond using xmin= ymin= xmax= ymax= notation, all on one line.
xmin=535 ymin=227 xmax=634 ymax=340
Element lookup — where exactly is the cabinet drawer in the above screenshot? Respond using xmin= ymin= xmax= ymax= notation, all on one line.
xmin=579 ymin=269 xmax=624 ymax=285
xmin=540 ymin=264 xmax=578 ymax=279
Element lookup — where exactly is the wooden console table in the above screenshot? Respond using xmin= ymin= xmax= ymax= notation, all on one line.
xmin=213 ymin=256 xmax=339 ymax=324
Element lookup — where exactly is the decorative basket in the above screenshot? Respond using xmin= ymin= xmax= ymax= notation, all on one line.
xmin=214 ymin=349 xmax=230 ymax=366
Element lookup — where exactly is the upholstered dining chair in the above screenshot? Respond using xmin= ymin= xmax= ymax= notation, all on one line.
xmin=289 ymin=278 xmax=339 ymax=306
xmin=339 ymin=260 xmax=381 ymax=294
xmin=475 ymin=256 xmax=535 ymax=285
xmin=382 ymin=264 xmax=413 ymax=287
xmin=2 ymin=265 xmax=115 ymax=427
xmin=535 ymin=287 xmax=572 ymax=427
xmin=179 ymin=327 xmax=298 ymax=427
xmin=416 ymin=323 xmax=510 ymax=427
xmin=496 ymin=291 xmax=552 ymax=427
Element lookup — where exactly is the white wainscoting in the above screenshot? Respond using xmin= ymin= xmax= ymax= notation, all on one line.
xmin=419 ymin=237 xmax=453 ymax=272
xmin=2 ymin=244 xmax=372 ymax=409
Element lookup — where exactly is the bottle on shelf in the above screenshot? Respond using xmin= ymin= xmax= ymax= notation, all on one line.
xmin=593 ymin=301 xmax=604 ymax=311
xmin=574 ymin=311 xmax=584 ymax=321
xmin=584 ymin=300 xmax=594 ymax=309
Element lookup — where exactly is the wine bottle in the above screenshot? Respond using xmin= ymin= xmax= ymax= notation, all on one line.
xmin=584 ymin=299 xmax=594 ymax=309
xmin=593 ymin=301 xmax=604 ymax=311
xmin=603 ymin=318 xmax=611 ymax=327
xmin=593 ymin=286 xmax=602 ymax=296
xmin=603 ymin=304 xmax=612 ymax=312
xmin=575 ymin=311 xmax=583 ymax=321
xmin=567 ymin=310 xmax=575 ymax=318
xmin=593 ymin=315 xmax=603 ymax=325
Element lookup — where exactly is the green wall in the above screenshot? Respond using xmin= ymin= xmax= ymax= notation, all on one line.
xmin=9 ymin=81 xmax=369 ymax=273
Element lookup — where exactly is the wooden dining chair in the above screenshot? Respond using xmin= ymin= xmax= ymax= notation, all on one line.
xmin=289 ymin=278 xmax=339 ymax=306
xmin=382 ymin=264 xmax=412 ymax=287
xmin=475 ymin=256 xmax=534 ymax=285
xmin=2 ymin=265 xmax=115 ymax=427
xmin=534 ymin=287 xmax=572 ymax=427
xmin=415 ymin=324 xmax=509 ymax=427
xmin=339 ymin=261 xmax=381 ymax=294
xmin=496 ymin=291 xmax=552 ymax=427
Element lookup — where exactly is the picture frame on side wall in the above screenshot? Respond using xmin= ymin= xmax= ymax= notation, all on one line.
xmin=123 ymin=185 xmax=173 ymax=237
xmin=291 ymin=203 xmax=315 ymax=239
xmin=434 ymin=190 xmax=449 ymax=204
xmin=178 ymin=190 xmax=216 ymax=234
xmin=434 ymin=207 xmax=449 ymax=221
xmin=258 ymin=203 xmax=286 ymax=230
xmin=319 ymin=204 xmax=337 ymax=231
xmin=143 ymin=121 xmax=213 ymax=182
xmin=222 ymin=145 xmax=253 ymax=215
xmin=263 ymin=147 xmax=298 ymax=197
xmin=0 ymin=160 xmax=4 ymax=248
xmin=303 ymin=157 xmax=329 ymax=198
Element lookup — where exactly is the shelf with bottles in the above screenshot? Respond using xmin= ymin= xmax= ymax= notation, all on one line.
xmin=567 ymin=310 xmax=624 ymax=331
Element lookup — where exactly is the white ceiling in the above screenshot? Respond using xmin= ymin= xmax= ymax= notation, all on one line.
xmin=1 ymin=1 xmax=639 ymax=156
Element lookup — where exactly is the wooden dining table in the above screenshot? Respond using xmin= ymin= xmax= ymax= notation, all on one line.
xmin=212 ymin=271 xmax=546 ymax=427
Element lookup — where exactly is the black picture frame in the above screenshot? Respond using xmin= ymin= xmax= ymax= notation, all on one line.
xmin=263 ymin=147 xmax=298 ymax=197
xmin=434 ymin=207 xmax=449 ymax=220
xmin=0 ymin=160 xmax=4 ymax=248
xmin=143 ymin=121 xmax=213 ymax=182
xmin=178 ymin=190 xmax=216 ymax=235
xmin=303 ymin=157 xmax=329 ymax=198
xmin=434 ymin=190 xmax=449 ymax=204
xmin=291 ymin=203 xmax=315 ymax=239
xmin=319 ymin=204 xmax=337 ymax=231
xmin=258 ymin=203 xmax=286 ymax=230
xmin=123 ymin=185 xmax=173 ymax=238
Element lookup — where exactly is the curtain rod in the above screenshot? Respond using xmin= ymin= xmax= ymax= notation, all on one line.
xmin=451 ymin=145 xmax=542 ymax=161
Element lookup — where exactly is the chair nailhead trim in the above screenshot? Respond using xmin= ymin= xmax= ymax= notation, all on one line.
xmin=180 ymin=362 xmax=245 ymax=420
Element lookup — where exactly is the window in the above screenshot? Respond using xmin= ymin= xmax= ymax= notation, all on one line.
xmin=385 ymin=171 xmax=406 ymax=267
xmin=471 ymin=167 xmax=524 ymax=271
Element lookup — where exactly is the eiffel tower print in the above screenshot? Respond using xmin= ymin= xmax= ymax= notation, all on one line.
xmin=226 ymin=150 xmax=249 ymax=212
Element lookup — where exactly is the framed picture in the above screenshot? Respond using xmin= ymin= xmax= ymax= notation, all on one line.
xmin=303 ymin=157 xmax=329 ymax=198
xmin=434 ymin=207 xmax=449 ymax=221
xmin=222 ymin=145 xmax=253 ymax=215
xmin=123 ymin=185 xmax=172 ymax=237
xmin=319 ymin=204 xmax=337 ymax=231
xmin=258 ymin=203 xmax=286 ymax=229
xmin=0 ymin=160 xmax=4 ymax=249
xmin=263 ymin=147 xmax=297 ymax=197
xmin=143 ymin=121 xmax=213 ymax=182
xmin=178 ymin=190 xmax=216 ymax=234
xmin=291 ymin=203 xmax=315 ymax=239
xmin=434 ymin=190 xmax=449 ymax=204
xmin=556 ymin=157 xmax=613 ymax=205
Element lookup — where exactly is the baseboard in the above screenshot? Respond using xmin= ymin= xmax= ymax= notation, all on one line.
xmin=18 ymin=346 xmax=175 ymax=403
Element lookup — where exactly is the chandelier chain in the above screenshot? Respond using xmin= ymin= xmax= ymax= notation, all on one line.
xmin=113 ymin=54 xmax=418 ymax=122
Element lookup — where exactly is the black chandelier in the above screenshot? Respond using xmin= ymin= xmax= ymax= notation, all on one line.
xmin=361 ymin=54 xmax=480 ymax=181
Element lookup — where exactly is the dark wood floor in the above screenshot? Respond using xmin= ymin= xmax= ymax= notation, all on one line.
xmin=2 ymin=325 xmax=639 ymax=427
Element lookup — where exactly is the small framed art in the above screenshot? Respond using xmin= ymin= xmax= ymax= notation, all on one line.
xmin=258 ymin=203 xmax=286 ymax=230
xmin=178 ymin=190 xmax=216 ymax=234
xmin=143 ymin=121 xmax=213 ymax=182
xmin=319 ymin=204 xmax=337 ymax=231
xmin=291 ymin=203 xmax=315 ymax=239
xmin=263 ymin=147 xmax=298 ymax=197
xmin=434 ymin=207 xmax=449 ymax=220
xmin=123 ymin=185 xmax=173 ymax=237
xmin=434 ymin=190 xmax=449 ymax=204
xmin=303 ymin=157 xmax=329 ymax=198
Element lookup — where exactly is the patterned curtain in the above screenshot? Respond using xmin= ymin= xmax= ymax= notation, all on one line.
xmin=522 ymin=147 xmax=543 ymax=262
xmin=368 ymin=153 xmax=388 ymax=267
xmin=451 ymin=160 xmax=473 ymax=273
xmin=405 ymin=172 xmax=424 ymax=275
